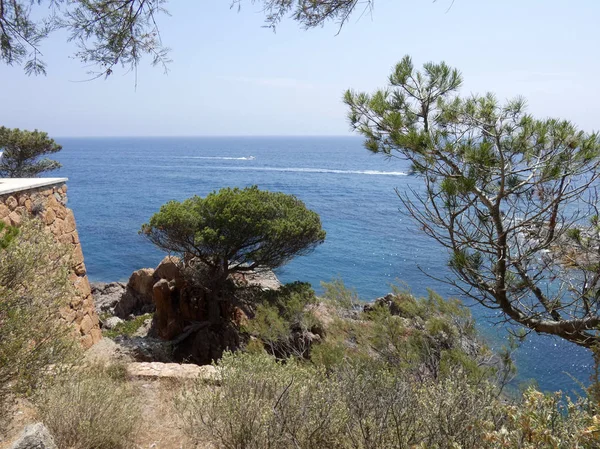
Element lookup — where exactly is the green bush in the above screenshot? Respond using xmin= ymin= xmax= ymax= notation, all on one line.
xmin=176 ymin=351 xmax=600 ymax=449
xmin=243 ymin=282 xmax=321 ymax=357
xmin=36 ymin=363 xmax=141 ymax=449
xmin=0 ymin=219 xmax=78 ymax=428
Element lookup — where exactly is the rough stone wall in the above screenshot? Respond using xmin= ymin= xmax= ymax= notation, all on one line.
xmin=0 ymin=182 xmax=101 ymax=348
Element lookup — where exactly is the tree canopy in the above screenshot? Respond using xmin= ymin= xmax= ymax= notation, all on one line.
xmin=1 ymin=0 xmax=373 ymax=77
xmin=345 ymin=55 xmax=600 ymax=348
xmin=140 ymin=186 xmax=326 ymax=281
xmin=0 ymin=126 xmax=62 ymax=177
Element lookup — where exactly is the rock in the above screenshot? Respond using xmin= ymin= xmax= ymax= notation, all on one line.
xmin=364 ymin=293 xmax=406 ymax=316
xmin=5 ymin=196 xmax=17 ymax=211
xmin=154 ymin=256 xmax=182 ymax=283
xmin=91 ymin=281 xmax=126 ymax=315
xmin=10 ymin=423 xmax=57 ymax=449
xmin=84 ymin=336 xmax=135 ymax=364
xmin=84 ymin=334 xmax=173 ymax=363
xmin=243 ymin=269 xmax=282 ymax=290
xmin=126 ymin=362 xmax=218 ymax=381
xmin=152 ymin=279 xmax=181 ymax=340
xmin=128 ymin=268 xmax=155 ymax=299
xmin=132 ymin=317 xmax=152 ymax=338
xmin=102 ymin=316 xmax=124 ymax=329
xmin=113 ymin=336 xmax=174 ymax=362
xmin=113 ymin=268 xmax=158 ymax=319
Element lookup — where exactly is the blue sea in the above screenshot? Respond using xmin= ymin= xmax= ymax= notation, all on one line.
xmin=55 ymin=136 xmax=592 ymax=393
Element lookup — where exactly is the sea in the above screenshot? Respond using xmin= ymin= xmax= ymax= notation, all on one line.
xmin=54 ymin=136 xmax=593 ymax=393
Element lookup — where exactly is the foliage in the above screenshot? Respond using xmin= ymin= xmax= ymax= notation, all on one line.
xmin=1 ymin=0 xmax=373 ymax=76
xmin=320 ymin=277 xmax=360 ymax=309
xmin=235 ymin=0 xmax=374 ymax=30
xmin=345 ymin=55 xmax=600 ymax=348
xmin=0 ymin=221 xmax=18 ymax=248
xmin=0 ymin=0 xmax=169 ymax=77
xmin=483 ymin=388 xmax=600 ymax=448
xmin=0 ymin=126 xmax=62 ymax=177
xmin=310 ymin=280 xmax=509 ymax=383
xmin=176 ymin=350 xmax=600 ymax=449
xmin=243 ymin=281 xmax=320 ymax=357
xmin=141 ymin=186 xmax=324 ymax=322
xmin=102 ymin=313 xmax=153 ymax=339
xmin=0 ymin=219 xmax=78 ymax=428
xmin=36 ymin=362 xmax=141 ymax=449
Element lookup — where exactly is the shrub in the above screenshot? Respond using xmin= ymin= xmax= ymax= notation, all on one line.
xmin=243 ymin=282 xmax=321 ymax=358
xmin=176 ymin=351 xmax=346 ymax=449
xmin=483 ymin=388 xmax=599 ymax=448
xmin=0 ymin=219 xmax=78 ymax=428
xmin=36 ymin=363 xmax=141 ymax=449
xmin=176 ymin=350 xmax=600 ymax=449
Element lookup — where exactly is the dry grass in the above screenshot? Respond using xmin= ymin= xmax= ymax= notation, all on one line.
xmin=36 ymin=363 xmax=140 ymax=449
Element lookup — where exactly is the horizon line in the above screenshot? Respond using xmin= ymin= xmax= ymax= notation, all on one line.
xmin=55 ymin=134 xmax=359 ymax=139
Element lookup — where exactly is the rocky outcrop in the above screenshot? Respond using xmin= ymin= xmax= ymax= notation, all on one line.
xmin=91 ymin=282 xmax=126 ymax=315
xmin=96 ymin=256 xmax=283 ymax=364
xmin=92 ymin=257 xmax=186 ymax=320
xmin=9 ymin=423 xmax=57 ymax=449
xmin=113 ymin=268 xmax=156 ymax=318
xmin=0 ymin=181 xmax=101 ymax=349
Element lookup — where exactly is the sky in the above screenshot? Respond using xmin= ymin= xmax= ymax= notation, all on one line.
xmin=1 ymin=0 xmax=599 ymax=137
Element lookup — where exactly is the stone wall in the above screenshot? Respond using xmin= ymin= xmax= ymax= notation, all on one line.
xmin=0 ymin=179 xmax=101 ymax=348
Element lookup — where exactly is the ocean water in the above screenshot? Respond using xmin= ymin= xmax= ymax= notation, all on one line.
xmin=55 ymin=136 xmax=592 ymax=393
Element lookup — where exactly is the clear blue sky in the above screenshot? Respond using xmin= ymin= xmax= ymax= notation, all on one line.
xmin=1 ymin=0 xmax=598 ymax=136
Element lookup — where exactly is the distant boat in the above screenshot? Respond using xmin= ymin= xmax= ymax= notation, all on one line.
xmin=247 ymin=156 xmax=255 ymax=160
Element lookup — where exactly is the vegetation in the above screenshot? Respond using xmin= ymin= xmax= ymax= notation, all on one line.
xmin=1 ymin=0 xmax=375 ymax=77
xmin=345 ymin=55 xmax=600 ymax=348
xmin=141 ymin=186 xmax=325 ymax=322
xmin=36 ymin=363 xmax=141 ymax=449
xmin=243 ymin=281 xmax=320 ymax=358
xmin=0 ymin=219 xmax=78 ymax=428
xmin=176 ymin=351 xmax=600 ymax=449
xmin=0 ymin=126 xmax=62 ymax=177
xmin=102 ymin=313 xmax=153 ymax=339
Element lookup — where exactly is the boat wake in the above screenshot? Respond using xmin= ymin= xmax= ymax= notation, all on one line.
xmin=214 ymin=166 xmax=408 ymax=176
xmin=176 ymin=156 xmax=255 ymax=160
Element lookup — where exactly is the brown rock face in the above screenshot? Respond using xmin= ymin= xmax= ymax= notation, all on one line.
xmin=154 ymin=256 xmax=182 ymax=282
xmin=113 ymin=268 xmax=157 ymax=318
xmin=129 ymin=268 xmax=156 ymax=298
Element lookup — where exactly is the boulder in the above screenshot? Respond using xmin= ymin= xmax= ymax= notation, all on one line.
xmin=128 ymin=268 xmax=155 ymax=299
xmin=102 ymin=316 xmax=124 ymax=330
xmin=91 ymin=282 xmax=126 ymax=315
xmin=10 ymin=423 xmax=57 ymax=449
xmin=113 ymin=269 xmax=157 ymax=318
xmin=154 ymin=256 xmax=182 ymax=283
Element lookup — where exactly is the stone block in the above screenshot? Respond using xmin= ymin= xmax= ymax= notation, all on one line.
xmin=59 ymin=306 xmax=76 ymax=323
xmin=80 ymin=314 xmax=94 ymax=335
xmin=74 ymin=262 xmax=86 ymax=276
xmin=80 ymin=334 xmax=94 ymax=349
xmin=0 ymin=203 xmax=10 ymax=219
xmin=63 ymin=211 xmax=76 ymax=233
xmin=72 ymin=244 xmax=85 ymax=268
xmin=5 ymin=196 xmax=17 ymax=210
xmin=43 ymin=208 xmax=56 ymax=225
xmin=91 ymin=328 xmax=102 ymax=344
xmin=54 ymin=204 xmax=67 ymax=220
xmin=74 ymin=276 xmax=92 ymax=298
xmin=8 ymin=211 xmax=21 ymax=226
